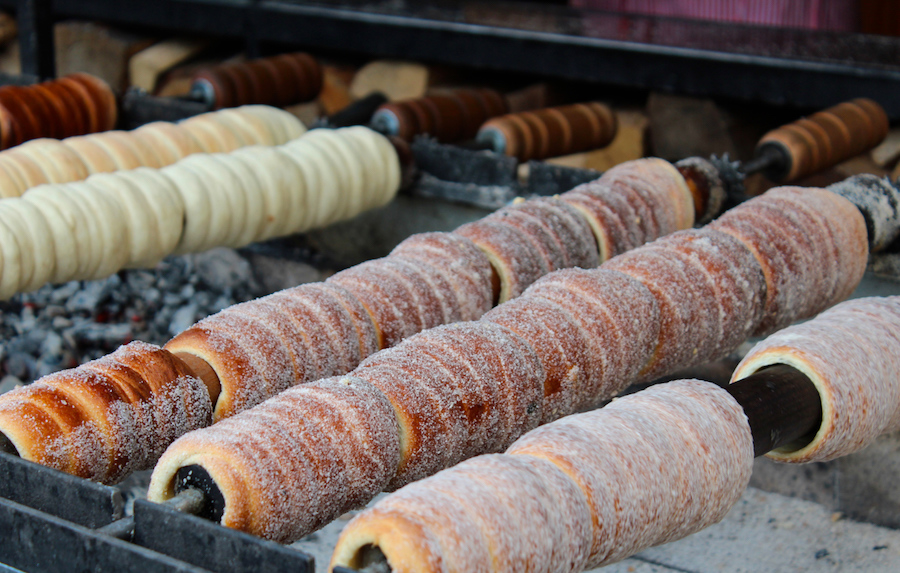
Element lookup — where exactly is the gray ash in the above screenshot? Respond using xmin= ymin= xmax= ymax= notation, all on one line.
xmin=0 ymin=247 xmax=327 ymax=389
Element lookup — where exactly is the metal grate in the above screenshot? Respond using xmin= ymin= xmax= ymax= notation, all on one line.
xmin=0 ymin=452 xmax=315 ymax=573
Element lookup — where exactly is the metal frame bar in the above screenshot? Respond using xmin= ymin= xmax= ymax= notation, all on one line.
xmin=1 ymin=0 xmax=899 ymax=116
xmin=0 ymin=453 xmax=315 ymax=572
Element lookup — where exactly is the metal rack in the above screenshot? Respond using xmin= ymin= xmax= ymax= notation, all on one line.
xmin=5 ymin=0 xmax=900 ymax=117
xmin=0 ymin=452 xmax=315 ymax=572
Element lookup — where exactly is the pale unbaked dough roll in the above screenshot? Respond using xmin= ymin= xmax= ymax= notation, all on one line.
xmin=205 ymin=110 xmax=268 ymax=147
xmin=24 ymin=184 xmax=98 ymax=281
xmin=732 ymin=296 xmax=900 ymax=463
xmin=176 ymin=153 xmax=247 ymax=248
xmin=281 ymin=136 xmax=343 ymax=225
xmin=350 ymin=125 xmax=401 ymax=205
xmin=11 ymin=145 xmax=67 ymax=185
xmin=270 ymin=148 xmax=315 ymax=233
xmin=63 ymin=136 xmax=120 ymax=174
xmin=0 ymin=213 xmax=21 ymax=299
xmin=301 ymin=129 xmax=366 ymax=224
xmin=0 ymin=105 xmax=305 ymax=199
xmin=0 ymin=341 xmax=211 ymax=484
xmin=64 ymin=181 xmax=131 ymax=281
xmin=561 ymin=157 xmax=694 ymax=261
xmin=179 ymin=114 xmax=243 ymax=153
xmin=133 ymin=121 xmax=204 ymax=164
xmin=19 ymin=191 xmax=77 ymax=285
xmin=148 ymin=376 xmax=400 ymax=543
xmin=331 ymin=454 xmax=593 ymax=573
xmin=89 ymin=131 xmax=145 ymax=170
xmin=486 ymin=268 xmax=660 ymax=421
xmin=160 ymin=163 xmax=215 ymax=255
xmin=171 ymin=155 xmax=236 ymax=251
xmin=333 ymin=380 xmax=751 ymax=573
xmin=113 ymin=167 xmax=186 ymax=261
xmin=17 ymin=139 xmax=89 ymax=184
xmin=709 ymin=186 xmax=867 ymax=335
xmin=114 ymin=131 xmax=166 ymax=169
xmin=0 ymin=198 xmax=56 ymax=291
xmin=229 ymin=147 xmax=294 ymax=240
xmin=207 ymin=153 xmax=264 ymax=247
xmin=82 ymin=172 xmax=162 ymax=268
xmin=233 ymin=104 xmax=306 ymax=143
xmin=2 ymin=148 xmax=50 ymax=189
xmin=0 ymin=200 xmax=36 ymax=293
xmin=0 ymin=156 xmax=29 ymax=197
xmin=354 ymin=321 xmax=544 ymax=489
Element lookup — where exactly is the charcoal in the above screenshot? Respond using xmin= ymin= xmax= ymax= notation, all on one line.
xmin=0 ymin=241 xmax=330 ymax=392
xmin=169 ymin=304 xmax=199 ymax=337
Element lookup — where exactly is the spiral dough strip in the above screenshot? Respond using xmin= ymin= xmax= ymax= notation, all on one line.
xmin=165 ymin=158 xmax=691 ymax=422
xmin=149 ymin=180 xmax=866 ymax=543
xmin=0 ymin=124 xmax=397 ymax=299
xmin=0 ymin=341 xmax=211 ymax=484
xmin=0 ymin=157 xmax=693 ymax=485
xmin=0 ymin=73 xmax=116 ymax=151
xmin=333 ymin=295 xmax=900 ymax=572
xmin=332 ymin=380 xmax=753 ymax=572
xmin=0 ymin=104 xmax=305 ymax=198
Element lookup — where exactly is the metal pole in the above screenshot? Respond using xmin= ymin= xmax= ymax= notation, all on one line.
xmin=17 ymin=0 xmax=55 ymax=80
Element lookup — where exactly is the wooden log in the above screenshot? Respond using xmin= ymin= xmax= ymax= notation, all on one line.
xmin=129 ymin=38 xmax=209 ymax=93
xmin=55 ymin=21 xmax=155 ymax=92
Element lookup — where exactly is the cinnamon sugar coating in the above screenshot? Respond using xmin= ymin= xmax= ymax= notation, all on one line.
xmin=148 ymin=376 xmax=399 ymax=543
xmin=388 ymin=232 xmax=494 ymax=322
xmin=328 ymin=258 xmax=446 ymax=350
xmin=560 ymin=157 xmax=694 ymax=261
xmin=486 ymin=268 xmax=660 ymax=420
xmin=733 ymin=296 xmax=900 ymax=463
xmin=166 ymin=282 xmax=375 ymax=420
xmin=603 ymin=246 xmax=721 ymax=381
xmin=355 ymin=321 xmax=544 ymax=489
xmin=454 ymin=194 xmax=602 ymax=303
xmin=508 ymin=380 xmax=752 ymax=568
xmin=332 ymin=380 xmax=751 ymax=572
xmin=332 ymin=454 xmax=592 ymax=573
xmin=634 ymin=229 xmax=767 ymax=366
xmin=709 ymin=187 xmax=866 ymax=335
xmin=0 ymin=341 xmax=210 ymax=483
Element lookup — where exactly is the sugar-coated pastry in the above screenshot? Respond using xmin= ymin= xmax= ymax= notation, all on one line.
xmin=333 ymin=380 xmax=752 ymax=573
xmin=709 ymin=186 xmax=867 ymax=335
xmin=454 ymin=196 xmax=600 ymax=304
xmin=388 ymin=232 xmax=495 ymax=322
xmin=561 ymin=158 xmax=693 ymax=261
xmin=332 ymin=454 xmax=592 ymax=573
xmin=0 ymin=341 xmax=211 ymax=484
xmin=166 ymin=282 xmax=378 ymax=421
xmin=487 ymin=268 xmax=660 ymax=420
xmin=733 ymin=296 xmax=900 ymax=463
xmin=148 ymin=376 xmax=399 ymax=542
xmin=354 ymin=321 xmax=544 ymax=489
